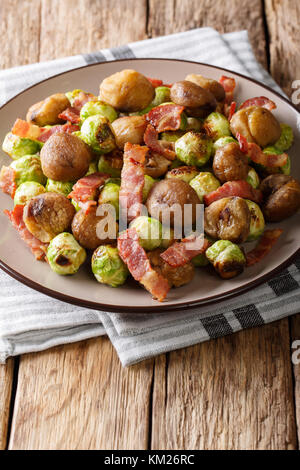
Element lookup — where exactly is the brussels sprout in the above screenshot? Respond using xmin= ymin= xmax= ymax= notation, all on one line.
xmin=47 ymin=232 xmax=87 ymax=275
xmin=86 ymin=161 xmax=98 ymax=176
xmin=2 ymin=132 xmax=41 ymax=160
xmin=213 ymin=136 xmax=237 ymax=154
xmin=80 ymin=115 xmax=116 ymax=154
xmin=143 ymin=174 xmax=156 ymax=202
xmin=10 ymin=154 xmax=46 ymax=186
xmin=92 ymin=245 xmax=128 ymax=287
xmin=168 ymin=158 xmax=183 ymax=170
xmin=99 ymin=182 xmax=120 ymax=218
xmin=65 ymin=89 xmax=96 ymax=106
xmin=46 ymin=179 xmax=73 ymax=196
xmin=175 ymin=132 xmax=213 ymax=167
xmin=160 ymin=226 xmax=174 ymax=249
xmin=189 ymin=172 xmax=220 ymax=202
xmin=263 ymin=146 xmax=291 ymax=175
xmin=192 ymin=253 xmax=209 ymax=267
xmin=206 ymin=240 xmax=246 ymax=279
xmin=186 ymin=117 xmax=203 ymax=131
xmin=272 ymin=123 xmax=293 ymax=152
xmin=160 ymin=131 xmax=185 ymax=142
xmin=152 ymin=86 xmax=171 ymax=107
xmin=204 ymin=112 xmax=231 ymax=141
xmin=130 ymin=216 xmax=162 ymax=251
xmin=13 ymin=181 xmax=45 ymax=206
xmin=246 ymin=168 xmax=260 ymax=189
xmin=80 ymin=100 xmax=118 ymax=123
xmin=166 ymin=165 xmax=199 ymax=183
xmin=245 ymin=200 xmax=265 ymax=241
xmin=106 ymin=177 xmax=121 ymax=186
xmin=98 ymin=154 xmax=123 ymax=177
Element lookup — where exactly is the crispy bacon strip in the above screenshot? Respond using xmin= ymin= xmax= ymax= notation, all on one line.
xmin=246 ymin=229 xmax=283 ymax=267
xmin=227 ymin=101 xmax=237 ymax=121
xmin=219 ymin=75 xmax=236 ymax=104
xmin=147 ymin=77 xmax=163 ymax=88
xmin=0 ymin=166 xmax=17 ymax=198
xmin=144 ymin=124 xmax=176 ymax=161
xmin=5 ymin=205 xmax=48 ymax=261
xmin=160 ymin=235 xmax=210 ymax=268
xmin=239 ymin=96 xmax=276 ymax=111
xmin=12 ymin=119 xmax=79 ymax=143
xmin=68 ymin=172 xmax=109 ymax=212
xmin=204 ymin=180 xmax=263 ymax=206
xmin=118 ymin=228 xmax=170 ymax=301
xmin=119 ymin=143 xmax=148 ymax=222
xmin=58 ymin=107 xmax=80 ymax=124
xmin=236 ymin=132 xmax=288 ymax=168
xmin=146 ymin=104 xmax=185 ymax=133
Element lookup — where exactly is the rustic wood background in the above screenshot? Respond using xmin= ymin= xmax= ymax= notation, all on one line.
xmin=0 ymin=0 xmax=299 ymax=450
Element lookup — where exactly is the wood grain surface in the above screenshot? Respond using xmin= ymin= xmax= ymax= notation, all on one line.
xmin=0 ymin=0 xmax=299 ymax=450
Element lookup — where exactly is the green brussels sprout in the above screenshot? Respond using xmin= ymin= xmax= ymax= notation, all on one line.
xmin=13 ymin=181 xmax=45 ymax=206
xmin=168 ymin=158 xmax=183 ymax=170
xmin=130 ymin=216 xmax=162 ymax=251
xmin=80 ymin=100 xmax=118 ymax=123
xmin=47 ymin=232 xmax=87 ymax=275
xmin=204 ymin=112 xmax=231 ymax=141
xmin=152 ymin=86 xmax=171 ymax=107
xmin=166 ymin=165 xmax=199 ymax=184
xmin=160 ymin=226 xmax=174 ymax=249
xmin=98 ymin=182 xmax=120 ymax=218
xmin=46 ymin=179 xmax=73 ymax=196
xmin=213 ymin=136 xmax=237 ymax=154
xmin=189 ymin=172 xmax=220 ymax=202
xmin=272 ymin=123 xmax=293 ymax=152
xmin=143 ymin=175 xmax=156 ymax=202
xmin=186 ymin=117 xmax=203 ymax=132
xmin=192 ymin=253 xmax=209 ymax=267
xmin=10 ymin=154 xmax=46 ymax=187
xmin=92 ymin=245 xmax=128 ymax=287
xmin=97 ymin=154 xmax=122 ymax=177
xmin=65 ymin=89 xmax=96 ymax=106
xmin=206 ymin=240 xmax=246 ymax=279
xmin=246 ymin=168 xmax=260 ymax=189
xmin=245 ymin=200 xmax=265 ymax=241
xmin=2 ymin=132 xmax=41 ymax=160
xmin=175 ymin=132 xmax=213 ymax=167
xmin=160 ymin=131 xmax=185 ymax=142
xmin=263 ymin=146 xmax=291 ymax=175
xmin=80 ymin=115 xmax=116 ymax=154
xmin=86 ymin=161 xmax=98 ymax=176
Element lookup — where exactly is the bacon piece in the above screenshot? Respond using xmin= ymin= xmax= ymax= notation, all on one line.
xmin=204 ymin=180 xmax=263 ymax=206
xmin=118 ymin=228 xmax=170 ymax=301
xmin=146 ymin=104 xmax=185 ymax=133
xmin=0 ymin=166 xmax=17 ymax=198
xmin=160 ymin=235 xmax=210 ymax=268
xmin=227 ymin=101 xmax=237 ymax=121
xmin=72 ymin=91 xmax=97 ymax=110
xmin=236 ymin=132 xmax=288 ymax=168
xmin=5 ymin=205 xmax=48 ymax=261
xmin=119 ymin=143 xmax=148 ymax=222
xmin=58 ymin=107 xmax=80 ymax=124
xmin=144 ymin=124 xmax=176 ymax=161
xmin=239 ymin=96 xmax=276 ymax=111
xmin=246 ymin=229 xmax=283 ymax=267
xmin=12 ymin=119 xmax=79 ymax=143
xmin=147 ymin=77 xmax=163 ymax=88
xmin=68 ymin=172 xmax=109 ymax=210
xmin=219 ymin=75 xmax=236 ymax=104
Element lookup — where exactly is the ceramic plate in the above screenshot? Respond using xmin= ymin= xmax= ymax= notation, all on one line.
xmin=0 ymin=58 xmax=299 ymax=312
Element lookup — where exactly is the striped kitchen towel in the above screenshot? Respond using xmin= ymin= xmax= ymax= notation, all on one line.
xmin=0 ymin=28 xmax=299 ymax=366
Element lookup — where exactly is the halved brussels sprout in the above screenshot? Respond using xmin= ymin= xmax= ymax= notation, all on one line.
xmin=46 ymin=179 xmax=73 ymax=196
xmin=272 ymin=123 xmax=293 ymax=152
xmin=166 ymin=165 xmax=199 ymax=183
xmin=263 ymin=146 xmax=291 ymax=175
xmin=151 ymin=86 xmax=171 ymax=107
xmin=10 ymin=154 xmax=46 ymax=187
xmin=175 ymin=132 xmax=213 ymax=167
xmin=47 ymin=232 xmax=87 ymax=275
xmin=80 ymin=115 xmax=116 ymax=154
xmin=204 ymin=112 xmax=231 ymax=141
xmin=80 ymin=100 xmax=118 ymax=123
xmin=189 ymin=171 xmax=220 ymax=202
xmin=92 ymin=245 xmax=128 ymax=287
xmin=245 ymin=199 xmax=265 ymax=241
xmin=213 ymin=136 xmax=237 ymax=154
xmin=143 ymin=175 xmax=156 ymax=202
xmin=97 ymin=153 xmax=123 ymax=177
xmin=130 ymin=216 xmax=162 ymax=251
xmin=2 ymin=133 xmax=41 ymax=160
xmin=192 ymin=253 xmax=209 ymax=267
xmin=246 ymin=168 xmax=260 ymax=189
xmin=99 ymin=182 xmax=120 ymax=218
xmin=13 ymin=181 xmax=45 ymax=206
xmin=206 ymin=240 xmax=246 ymax=279
xmin=186 ymin=117 xmax=203 ymax=131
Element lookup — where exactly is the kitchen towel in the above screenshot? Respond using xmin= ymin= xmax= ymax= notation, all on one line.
xmin=0 ymin=28 xmax=299 ymax=366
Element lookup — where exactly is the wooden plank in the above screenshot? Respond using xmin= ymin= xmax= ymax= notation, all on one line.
xmin=39 ymin=0 xmax=147 ymax=61
xmin=9 ymin=337 xmax=154 ymax=449
xmin=265 ymin=0 xmax=300 ymax=98
xmin=0 ymin=360 xmax=14 ymax=450
xmin=152 ymin=321 xmax=297 ymax=450
xmin=148 ymin=0 xmax=268 ymax=67
xmin=0 ymin=0 xmax=41 ymax=69
xmin=291 ymin=314 xmax=300 ymax=446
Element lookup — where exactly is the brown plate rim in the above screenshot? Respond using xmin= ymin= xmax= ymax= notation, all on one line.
xmin=0 ymin=57 xmax=299 ymax=314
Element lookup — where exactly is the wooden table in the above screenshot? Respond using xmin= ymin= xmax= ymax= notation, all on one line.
xmin=0 ymin=0 xmax=299 ymax=450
